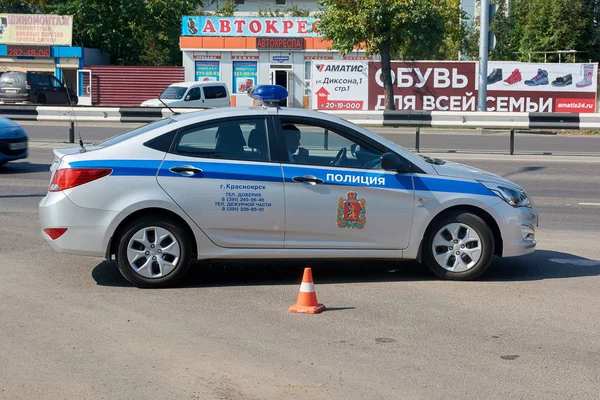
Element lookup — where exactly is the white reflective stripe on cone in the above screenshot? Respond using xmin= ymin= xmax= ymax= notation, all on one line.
xmin=299 ymin=282 xmax=315 ymax=293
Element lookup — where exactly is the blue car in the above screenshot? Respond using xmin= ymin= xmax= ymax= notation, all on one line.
xmin=0 ymin=117 xmax=28 ymax=166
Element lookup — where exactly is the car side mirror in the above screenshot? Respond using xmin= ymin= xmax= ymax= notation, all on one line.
xmin=185 ymin=95 xmax=191 ymax=101
xmin=381 ymin=152 xmax=410 ymax=173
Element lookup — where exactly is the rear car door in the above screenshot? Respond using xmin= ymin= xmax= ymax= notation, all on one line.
xmin=156 ymin=115 xmax=285 ymax=248
xmin=275 ymin=116 xmax=415 ymax=249
xmin=202 ymin=85 xmax=229 ymax=108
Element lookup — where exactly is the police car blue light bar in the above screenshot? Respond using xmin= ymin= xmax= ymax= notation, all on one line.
xmin=247 ymin=85 xmax=288 ymax=105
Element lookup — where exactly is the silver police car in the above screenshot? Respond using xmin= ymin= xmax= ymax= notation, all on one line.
xmin=39 ymin=85 xmax=538 ymax=288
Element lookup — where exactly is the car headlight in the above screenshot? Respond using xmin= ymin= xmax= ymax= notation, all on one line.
xmin=480 ymin=181 xmax=531 ymax=208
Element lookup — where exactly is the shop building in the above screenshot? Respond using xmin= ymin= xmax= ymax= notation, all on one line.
xmin=0 ymin=13 xmax=109 ymax=104
xmin=179 ymin=16 xmax=374 ymax=108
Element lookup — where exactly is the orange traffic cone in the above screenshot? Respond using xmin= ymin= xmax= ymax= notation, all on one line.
xmin=289 ymin=267 xmax=326 ymax=314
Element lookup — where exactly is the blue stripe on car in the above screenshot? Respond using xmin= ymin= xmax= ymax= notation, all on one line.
xmin=69 ymin=159 xmax=495 ymax=196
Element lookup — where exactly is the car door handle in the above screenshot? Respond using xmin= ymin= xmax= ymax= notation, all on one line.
xmin=169 ymin=165 xmax=203 ymax=176
xmin=292 ymin=175 xmax=323 ymax=185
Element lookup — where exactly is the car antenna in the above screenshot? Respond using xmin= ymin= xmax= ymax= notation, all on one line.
xmin=48 ymin=26 xmax=86 ymax=152
xmin=158 ymin=95 xmax=179 ymax=116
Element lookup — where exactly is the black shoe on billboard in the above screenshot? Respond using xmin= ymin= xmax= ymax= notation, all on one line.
xmin=487 ymin=69 xmax=502 ymax=85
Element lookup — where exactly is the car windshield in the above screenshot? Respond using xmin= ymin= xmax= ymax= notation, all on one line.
xmin=94 ymin=118 xmax=175 ymax=147
xmin=159 ymin=87 xmax=187 ymax=100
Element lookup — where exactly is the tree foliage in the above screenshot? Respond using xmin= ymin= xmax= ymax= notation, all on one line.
xmin=45 ymin=0 xmax=202 ymax=66
xmin=466 ymin=0 xmax=599 ymax=62
xmin=256 ymin=5 xmax=311 ymax=17
xmin=316 ymin=0 xmax=447 ymax=110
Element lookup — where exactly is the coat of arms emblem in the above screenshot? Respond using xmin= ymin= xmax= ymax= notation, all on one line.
xmin=336 ymin=191 xmax=366 ymax=229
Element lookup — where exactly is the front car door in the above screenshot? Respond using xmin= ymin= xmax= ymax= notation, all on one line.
xmin=183 ymin=86 xmax=201 ymax=107
xmin=156 ymin=115 xmax=285 ymax=248
xmin=50 ymin=76 xmax=67 ymax=104
xmin=35 ymin=74 xmax=53 ymax=103
xmin=275 ymin=116 xmax=415 ymax=249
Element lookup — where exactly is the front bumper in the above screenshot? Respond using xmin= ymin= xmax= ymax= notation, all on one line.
xmin=0 ymin=139 xmax=28 ymax=163
xmin=39 ymin=191 xmax=119 ymax=257
xmin=491 ymin=200 xmax=538 ymax=257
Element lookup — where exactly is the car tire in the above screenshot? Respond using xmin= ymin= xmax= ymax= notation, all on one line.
xmin=37 ymin=94 xmax=46 ymax=105
xmin=116 ymin=215 xmax=192 ymax=288
xmin=0 ymin=161 xmax=6 ymax=167
xmin=422 ymin=211 xmax=495 ymax=281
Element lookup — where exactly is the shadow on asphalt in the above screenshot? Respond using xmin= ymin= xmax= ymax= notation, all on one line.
xmin=91 ymin=250 xmax=600 ymax=289
xmin=501 ymin=166 xmax=546 ymax=180
xmin=0 ymin=161 xmax=50 ymax=174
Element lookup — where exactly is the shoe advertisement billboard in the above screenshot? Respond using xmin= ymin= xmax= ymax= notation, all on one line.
xmin=310 ymin=61 xmax=369 ymax=110
xmin=353 ymin=61 xmax=598 ymax=112
xmin=483 ymin=62 xmax=597 ymax=113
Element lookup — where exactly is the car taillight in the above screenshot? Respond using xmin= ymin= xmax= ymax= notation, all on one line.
xmin=44 ymin=228 xmax=68 ymax=240
xmin=49 ymin=168 xmax=112 ymax=192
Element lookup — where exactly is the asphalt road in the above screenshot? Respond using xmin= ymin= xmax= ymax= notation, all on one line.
xmin=18 ymin=121 xmax=600 ymax=155
xmin=1 ymin=146 xmax=599 ymax=399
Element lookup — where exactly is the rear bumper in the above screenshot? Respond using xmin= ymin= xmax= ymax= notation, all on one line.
xmin=39 ymin=191 xmax=119 ymax=257
xmin=0 ymin=94 xmax=29 ymax=103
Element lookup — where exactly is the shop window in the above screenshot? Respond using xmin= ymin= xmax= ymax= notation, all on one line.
xmin=232 ymin=61 xmax=258 ymax=94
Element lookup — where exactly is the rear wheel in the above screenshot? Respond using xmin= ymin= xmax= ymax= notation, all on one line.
xmin=422 ymin=211 xmax=495 ymax=280
xmin=37 ymin=94 xmax=46 ymax=104
xmin=116 ymin=216 xmax=192 ymax=288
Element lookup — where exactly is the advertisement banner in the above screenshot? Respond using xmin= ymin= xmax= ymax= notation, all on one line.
xmin=483 ymin=62 xmax=598 ymax=113
xmin=195 ymin=60 xmax=220 ymax=82
xmin=0 ymin=14 xmax=72 ymax=46
xmin=232 ymin=61 xmax=258 ymax=94
xmin=311 ymin=61 xmax=369 ymax=110
xmin=182 ymin=17 xmax=320 ymax=37
xmin=366 ymin=61 xmax=598 ymax=113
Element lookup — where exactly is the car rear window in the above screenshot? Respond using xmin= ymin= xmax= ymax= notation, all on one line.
xmin=95 ymin=118 xmax=175 ymax=147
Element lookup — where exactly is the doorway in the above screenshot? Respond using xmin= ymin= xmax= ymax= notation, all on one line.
xmin=269 ymin=66 xmax=293 ymax=107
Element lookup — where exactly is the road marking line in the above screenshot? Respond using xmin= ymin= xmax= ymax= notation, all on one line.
xmin=579 ymin=202 xmax=600 ymax=206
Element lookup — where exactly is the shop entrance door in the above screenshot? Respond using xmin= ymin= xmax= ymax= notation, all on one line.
xmin=269 ymin=66 xmax=293 ymax=107
xmin=76 ymin=69 xmax=92 ymax=106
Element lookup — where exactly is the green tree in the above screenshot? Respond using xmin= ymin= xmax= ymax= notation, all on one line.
xmin=437 ymin=0 xmax=469 ymax=60
xmin=0 ymin=0 xmax=47 ymax=13
xmin=316 ymin=0 xmax=446 ymax=110
xmin=210 ymin=0 xmax=237 ymax=16
xmin=47 ymin=0 xmax=202 ymax=66
xmin=256 ymin=5 xmax=311 ymax=17
xmin=519 ymin=0 xmax=590 ymax=62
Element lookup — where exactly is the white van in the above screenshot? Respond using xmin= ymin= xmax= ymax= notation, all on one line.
xmin=141 ymin=81 xmax=230 ymax=108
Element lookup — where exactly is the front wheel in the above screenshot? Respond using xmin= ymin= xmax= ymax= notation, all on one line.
xmin=116 ymin=216 xmax=192 ymax=288
xmin=422 ymin=211 xmax=495 ymax=280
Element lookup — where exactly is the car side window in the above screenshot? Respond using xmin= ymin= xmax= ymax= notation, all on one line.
xmin=38 ymin=75 xmax=52 ymax=87
xmin=185 ymin=87 xmax=201 ymax=101
xmin=174 ymin=118 xmax=271 ymax=162
xmin=278 ymin=119 xmax=385 ymax=169
xmin=203 ymin=85 xmax=227 ymax=100
xmin=51 ymin=77 xmax=62 ymax=88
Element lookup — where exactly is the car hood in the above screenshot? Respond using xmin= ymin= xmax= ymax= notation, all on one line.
xmin=426 ymin=157 xmax=516 ymax=187
xmin=0 ymin=118 xmax=26 ymax=139
xmin=141 ymin=98 xmax=177 ymax=107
